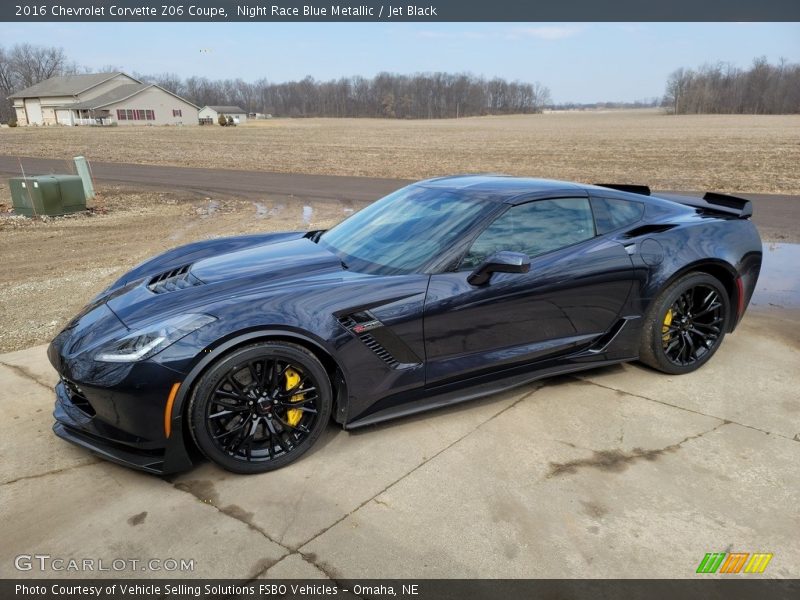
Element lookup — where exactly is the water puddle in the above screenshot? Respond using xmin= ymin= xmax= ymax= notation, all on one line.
xmin=198 ymin=198 xmax=220 ymax=218
xmin=253 ymin=202 xmax=268 ymax=218
xmin=302 ymin=205 xmax=313 ymax=226
xmin=750 ymin=242 xmax=800 ymax=309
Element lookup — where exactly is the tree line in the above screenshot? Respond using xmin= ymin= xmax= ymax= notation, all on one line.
xmin=3 ymin=43 xmax=799 ymax=122
xmin=663 ymin=57 xmax=800 ymax=114
xmin=0 ymin=42 xmax=551 ymax=121
xmin=143 ymin=72 xmax=553 ymax=119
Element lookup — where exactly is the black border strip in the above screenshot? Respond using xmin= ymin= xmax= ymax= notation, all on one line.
xmin=2 ymin=0 xmax=800 ymax=22
xmin=3 ymin=579 xmax=800 ymax=600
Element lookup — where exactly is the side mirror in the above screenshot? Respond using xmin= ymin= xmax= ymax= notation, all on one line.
xmin=467 ymin=251 xmax=531 ymax=286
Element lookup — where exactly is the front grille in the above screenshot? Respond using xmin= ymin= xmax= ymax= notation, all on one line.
xmin=62 ymin=378 xmax=96 ymax=416
xmin=147 ymin=264 xmax=202 ymax=294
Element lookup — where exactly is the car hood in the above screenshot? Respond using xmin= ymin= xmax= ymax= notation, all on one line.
xmin=105 ymin=236 xmax=346 ymax=326
xmin=191 ymin=236 xmax=341 ymax=284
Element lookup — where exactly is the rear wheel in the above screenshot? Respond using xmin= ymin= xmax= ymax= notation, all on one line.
xmin=639 ymin=272 xmax=730 ymax=374
xmin=188 ymin=342 xmax=332 ymax=474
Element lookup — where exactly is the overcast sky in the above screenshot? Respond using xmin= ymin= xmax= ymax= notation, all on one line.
xmin=1 ymin=22 xmax=798 ymax=102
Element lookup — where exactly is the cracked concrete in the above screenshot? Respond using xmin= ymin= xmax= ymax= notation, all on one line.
xmin=546 ymin=421 xmax=730 ymax=478
xmin=1 ymin=304 xmax=798 ymax=578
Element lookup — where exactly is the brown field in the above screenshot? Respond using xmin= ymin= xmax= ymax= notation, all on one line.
xmin=1 ymin=109 xmax=799 ymax=353
xmin=2 ymin=109 xmax=799 ymax=194
xmin=0 ymin=185 xmax=351 ymax=352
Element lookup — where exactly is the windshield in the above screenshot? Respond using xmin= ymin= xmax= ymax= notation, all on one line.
xmin=318 ymin=185 xmax=493 ymax=275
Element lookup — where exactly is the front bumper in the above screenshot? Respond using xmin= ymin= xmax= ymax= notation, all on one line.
xmin=52 ymin=377 xmax=194 ymax=476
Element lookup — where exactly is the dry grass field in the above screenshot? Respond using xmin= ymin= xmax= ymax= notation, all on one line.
xmin=2 ymin=109 xmax=799 ymax=194
xmin=0 ymin=184 xmax=352 ymax=352
xmin=1 ymin=109 xmax=799 ymax=352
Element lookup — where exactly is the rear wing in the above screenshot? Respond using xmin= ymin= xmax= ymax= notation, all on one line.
xmin=593 ymin=183 xmax=753 ymax=219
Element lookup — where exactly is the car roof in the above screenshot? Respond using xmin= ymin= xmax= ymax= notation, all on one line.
xmin=416 ymin=174 xmax=600 ymax=204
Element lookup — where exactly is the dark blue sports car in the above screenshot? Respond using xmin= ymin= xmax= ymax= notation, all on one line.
xmin=48 ymin=176 xmax=762 ymax=474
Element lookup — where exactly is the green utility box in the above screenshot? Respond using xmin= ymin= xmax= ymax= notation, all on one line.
xmin=9 ymin=175 xmax=87 ymax=217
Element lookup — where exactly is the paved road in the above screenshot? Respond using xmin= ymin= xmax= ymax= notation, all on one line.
xmin=0 ymin=155 xmax=407 ymax=203
xmin=1 ymin=155 xmax=798 ymax=239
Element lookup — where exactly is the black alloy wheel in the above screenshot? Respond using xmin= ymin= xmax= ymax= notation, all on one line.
xmin=188 ymin=342 xmax=332 ymax=473
xmin=639 ymin=272 xmax=730 ymax=375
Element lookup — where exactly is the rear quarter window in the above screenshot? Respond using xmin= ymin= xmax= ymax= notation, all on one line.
xmin=591 ymin=197 xmax=646 ymax=234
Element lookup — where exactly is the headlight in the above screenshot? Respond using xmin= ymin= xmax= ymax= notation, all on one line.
xmin=94 ymin=313 xmax=216 ymax=363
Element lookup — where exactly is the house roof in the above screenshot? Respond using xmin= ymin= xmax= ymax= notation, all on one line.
xmin=9 ymin=72 xmax=138 ymax=99
xmin=69 ymin=83 xmax=200 ymax=110
xmin=203 ymin=105 xmax=246 ymax=114
xmin=69 ymin=84 xmax=151 ymax=109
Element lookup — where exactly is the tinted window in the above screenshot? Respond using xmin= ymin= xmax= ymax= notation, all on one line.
xmin=591 ymin=197 xmax=645 ymax=234
xmin=319 ymin=185 xmax=493 ymax=275
xmin=461 ymin=198 xmax=595 ymax=269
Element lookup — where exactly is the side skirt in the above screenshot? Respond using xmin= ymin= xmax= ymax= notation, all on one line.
xmin=343 ymin=356 xmax=634 ymax=430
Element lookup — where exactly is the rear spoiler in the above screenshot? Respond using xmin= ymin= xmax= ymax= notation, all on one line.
xmin=593 ymin=183 xmax=753 ymax=219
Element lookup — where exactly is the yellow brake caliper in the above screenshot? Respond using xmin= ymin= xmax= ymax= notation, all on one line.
xmin=662 ymin=308 xmax=673 ymax=347
xmin=284 ymin=368 xmax=305 ymax=427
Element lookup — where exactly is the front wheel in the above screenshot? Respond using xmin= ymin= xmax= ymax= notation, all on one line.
xmin=639 ymin=272 xmax=730 ymax=375
xmin=188 ymin=342 xmax=332 ymax=474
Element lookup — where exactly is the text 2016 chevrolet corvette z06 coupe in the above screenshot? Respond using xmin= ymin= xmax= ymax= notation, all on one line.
xmin=48 ymin=176 xmax=762 ymax=474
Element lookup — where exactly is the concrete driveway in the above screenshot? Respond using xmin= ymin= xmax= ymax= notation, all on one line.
xmin=1 ymin=300 xmax=797 ymax=580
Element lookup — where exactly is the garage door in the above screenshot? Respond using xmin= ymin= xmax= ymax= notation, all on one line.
xmin=56 ymin=109 xmax=73 ymax=125
xmin=24 ymin=99 xmax=42 ymax=125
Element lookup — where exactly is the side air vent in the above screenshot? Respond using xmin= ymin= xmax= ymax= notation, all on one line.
xmin=147 ymin=264 xmax=203 ymax=294
xmin=337 ymin=314 xmax=401 ymax=368
xmin=337 ymin=315 xmax=359 ymax=330
xmin=622 ymin=224 xmax=676 ymax=239
xmin=359 ymin=334 xmax=400 ymax=368
xmin=594 ymin=183 xmax=652 ymax=196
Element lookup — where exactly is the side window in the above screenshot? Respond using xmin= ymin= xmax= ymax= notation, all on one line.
xmin=591 ymin=197 xmax=645 ymax=234
xmin=461 ymin=198 xmax=595 ymax=269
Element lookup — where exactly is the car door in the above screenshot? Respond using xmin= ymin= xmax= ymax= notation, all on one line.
xmin=423 ymin=194 xmax=636 ymax=385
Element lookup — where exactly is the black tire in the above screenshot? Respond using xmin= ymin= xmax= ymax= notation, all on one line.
xmin=639 ymin=272 xmax=730 ymax=375
xmin=188 ymin=341 xmax=332 ymax=474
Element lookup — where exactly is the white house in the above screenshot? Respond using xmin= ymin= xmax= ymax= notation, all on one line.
xmin=199 ymin=105 xmax=248 ymax=125
xmin=9 ymin=72 xmax=199 ymax=126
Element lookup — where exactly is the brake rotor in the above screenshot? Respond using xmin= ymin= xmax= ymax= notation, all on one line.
xmin=284 ymin=367 xmax=305 ymax=426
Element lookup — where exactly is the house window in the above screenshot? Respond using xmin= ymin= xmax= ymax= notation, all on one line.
xmin=121 ymin=109 xmax=155 ymax=121
xmin=173 ymin=109 xmax=182 ymax=117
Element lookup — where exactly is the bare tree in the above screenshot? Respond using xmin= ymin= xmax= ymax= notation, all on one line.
xmin=0 ymin=43 xmax=77 ymax=122
xmin=663 ymin=58 xmax=800 ymax=115
xmin=10 ymin=43 xmax=72 ymax=88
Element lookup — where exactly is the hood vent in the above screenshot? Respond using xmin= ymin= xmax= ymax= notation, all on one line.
xmin=148 ymin=264 xmax=203 ymax=294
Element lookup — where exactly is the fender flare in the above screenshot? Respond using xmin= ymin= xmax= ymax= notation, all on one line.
xmin=646 ymin=258 xmax=741 ymax=330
